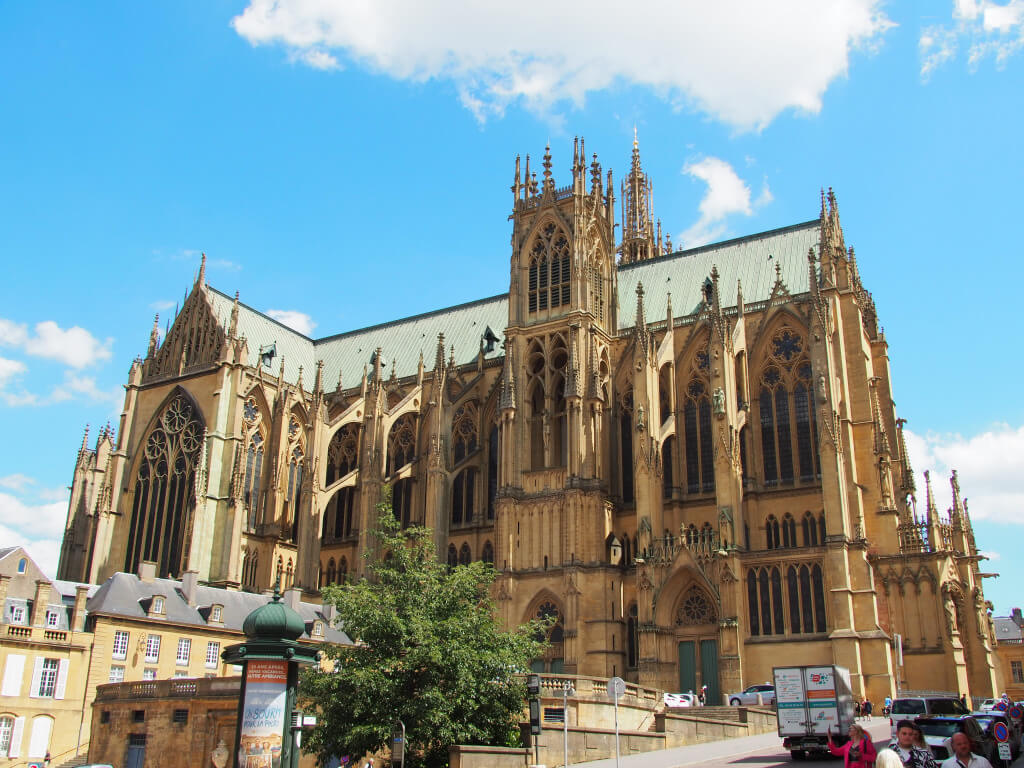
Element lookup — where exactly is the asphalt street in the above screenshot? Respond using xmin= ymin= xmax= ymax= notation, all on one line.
xmin=570 ymin=716 xmax=1024 ymax=768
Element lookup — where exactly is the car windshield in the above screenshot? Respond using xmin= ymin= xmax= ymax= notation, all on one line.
xmin=894 ymin=700 xmax=926 ymax=715
xmin=974 ymin=717 xmax=994 ymax=729
xmin=918 ymin=722 xmax=960 ymax=737
xmin=928 ymin=699 xmax=968 ymax=715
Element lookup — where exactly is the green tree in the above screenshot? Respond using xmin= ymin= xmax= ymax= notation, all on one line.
xmin=301 ymin=496 xmax=546 ymax=768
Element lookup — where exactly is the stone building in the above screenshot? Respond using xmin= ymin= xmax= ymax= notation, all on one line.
xmin=57 ymin=137 xmax=999 ymax=705
xmin=995 ymin=609 xmax=1024 ymax=700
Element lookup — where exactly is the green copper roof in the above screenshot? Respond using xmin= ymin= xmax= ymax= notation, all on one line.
xmin=205 ymin=220 xmax=820 ymax=387
xmin=242 ymin=592 xmax=306 ymax=641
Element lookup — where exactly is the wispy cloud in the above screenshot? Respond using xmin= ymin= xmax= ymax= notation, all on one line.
xmin=266 ymin=309 xmax=317 ymax=337
xmin=232 ymin=1 xmax=894 ymax=131
xmin=678 ymin=157 xmax=772 ymax=248
xmin=920 ymin=0 xmax=1024 ymax=77
xmin=0 ymin=480 xmax=70 ymax=578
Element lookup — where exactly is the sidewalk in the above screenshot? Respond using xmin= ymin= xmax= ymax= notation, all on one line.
xmin=570 ymin=716 xmax=893 ymax=768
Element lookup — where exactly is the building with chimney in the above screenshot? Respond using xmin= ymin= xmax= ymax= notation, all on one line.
xmin=56 ymin=137 xmax=1000 ymax=705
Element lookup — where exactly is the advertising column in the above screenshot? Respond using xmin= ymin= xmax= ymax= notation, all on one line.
xmin=238 ymin=660 xmax=289 ymax=768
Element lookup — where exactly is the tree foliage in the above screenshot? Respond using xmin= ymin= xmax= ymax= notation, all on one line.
xmin=301 ymin=498 xmax=546 ymax=768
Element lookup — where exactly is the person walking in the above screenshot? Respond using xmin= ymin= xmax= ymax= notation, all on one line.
xmin=941 ymin=731 xmax=993 ymax=768
xmin=888 ymin=719 xmax=937 ymax=768
xmin=829 ymin=723 xmax=878 ymax=768
xmin=864 ymin=698 xmax=874 ymax=718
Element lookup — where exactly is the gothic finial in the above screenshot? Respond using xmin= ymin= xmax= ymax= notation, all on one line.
xmin=278 ymin=356 xmax=286 ymax=390
xmin=147 ymin=314 xmax=160 ymax=358
xmin=665 ymin=233 xmax=672 ymax=253
xmin=950 ymin=469 xmax=963 ymax=514
xmin=524 ymin=154 xmax=532 ymax=198
xmin=635 ymin=282 xmax=646 ymax=328
xmin=736 ymin=279 xmax=745 ymax=316
xmin=512 ymin=154 xmax=521 ymax=202
xmin=196 ymin=252 xmax=207 ymax=287
xmin=228 ymin=291 xmax=240 ymax=339
xmin=590 ymin=152 xmax=602 ymax=195
xmin=896 ymin=417 xmax=916 ymax=496
xmin=542 ymin=143 xmax=554 ymax=193
xmin=314 ymin=359 xmax=324 ymax=394
xmin=666 ymin=292 xmax=673 ymax=331
xmin=81 ymin=423 xmax=90 ymax=452
xmin=500 ymin=338 xmax=516 ymax=411
xmin=924 ymin=470 xmax=936 ymax=515
xmin=336 ymin=366 xmax=343 ymax=392
xmin=435 ymin=333 xmax=445 ymax=373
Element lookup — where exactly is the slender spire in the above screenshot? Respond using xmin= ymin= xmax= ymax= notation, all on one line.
xmin=896 ymin=417 xmax=916 ymax=495
xmin=666 ymin=292 xmax=674 ymax=332
xmin=870 ymin=379 xmax=891 ymax=455
xmin=736 ymin=279 xmax=745 ymax=317
xmin=542 ymin=143 xmax=554 ymax=194
xmin=620 ymin=130 xmax=655 ymax=263
xmin=524 ymin=155 xmax=532 ymax=198
xmin=587 ymin=330 xmax=602 ymax=401
xmin=499 ymin=338 xmax=516 ymax=411
xmin=634 ymin=282 xmax=646 ymax=330
xmin=228 ymin=291 xmax=240 ymax=339
xmin=196 ymin=252 xmax=207 ymax=288
xmin=313 ymin=359 xmax=324 ymax=395
xmin=512 ymin=154 xmax=521 ymax=203
xmin=924 ymin=470 xmax=937 ymax=518
xmin=950 ymin=470 xmax=963 ymax=519
xmin=81 ymin=424 xmax=90 ymax=453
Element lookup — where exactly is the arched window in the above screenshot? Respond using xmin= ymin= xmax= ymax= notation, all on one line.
xmin=286 ymin=445 xmax=303 ymax=542
xmin=339 ymin=556 xmax=348 ymax=584
xmin=529 ymin=380 xmax=545 ymax=470
xmin=0 ymin=715 xmax=14 ymax=757
xmin=458 ymin=543 xmax=472 ymax=565
xmin=386 ymin=414 xmax=416 ymax=476
xmin=326 ymin=424 xmax=360 ymax=485
xmin=621 ymin=534 xmax=631 ymax=567
xmin=447 ymin=544 xmax=458 ymax=568
xmin=326 ymin=558 xmax=336 ymax=585
xmin=486 ymin=425 xmax=498 ymax=520
xmin=782 ymin=513 xmax=797 ymax=547
xmin=243 ymin=432 xmax=265 ymax=529
xmin=392 ymin=478 xmax=413 ymax=528
xmin=452 ymin=402 xmax=479 ymax=464
xmin=242 ymin=549 xmax=258 ymax=590
xmin=451 ymin=468 xmax=476 ymax=526
xmin=758 ymin=328 xmax=818 ymax=486
xmin=683 ymin=379 xmax=715 ymax=494
xmin=527 ymin=222 xmax=571 ymax=313
xmin=765 ymin=515 xmax=780 ymax=550
xmin=326 ymin=486 xmax=357 ymax=541
xmin=627 ymin=603 xmax=639 ymax=668
xmin=675 ymin=586 xmax=717 ymax=626
xmin=662 ymin=436 xmax=675 ymax=499
xmin=747 ymin=566 xmax=784 ymax=636
xmin=802 ymin=511 xmax=824 ymax=547
xmin=818 ymin=512 xmax=827 ymax=544
xmin=659 ymin=364 xmax=672 ymax=424
xmin=124 ymin=392 xmax=204 ymax=578
xmin=812 ymin=564 xmax=827 ymax=632
xmin=619 ymin=390 xmax=634 ymax=503
xmin=275 ymin=556 xmax=283 ymax=588
xmin=535 ymin=601 xmax=565 ymax=648
xmin=481 ymin=540 xmax=494 ymax=564
xmin=285 ymin=558 xmax=294 ymax=588
xmin=747 ymin=570 xmax=760 ymax=636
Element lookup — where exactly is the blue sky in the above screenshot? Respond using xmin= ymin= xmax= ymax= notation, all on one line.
xmin=0 ymin=1 xmax=1021 ymax=613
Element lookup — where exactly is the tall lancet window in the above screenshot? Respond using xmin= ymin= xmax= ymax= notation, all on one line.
xmin=286 ymin=445 xmax=303 ymax=542
xmin=527 ymin=222 xmax=571 ymax=313
xmin=758 ymin=326 xmax=816 ymax=487
xmin=125 ymin=392 xmax=204 ymax=578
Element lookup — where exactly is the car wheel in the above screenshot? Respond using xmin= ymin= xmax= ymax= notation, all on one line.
xmin=730 ymin=697 xmax=742 ymax=706
xmin=791 ymin=750 xmax=806 ymax=760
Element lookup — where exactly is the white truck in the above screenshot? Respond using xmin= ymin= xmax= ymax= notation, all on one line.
xmin=773 ymin=665 xmax=856 ymax=760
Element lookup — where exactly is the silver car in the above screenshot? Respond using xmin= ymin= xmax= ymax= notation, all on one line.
xmin=728 ymin=683 xmax=776 ymax=706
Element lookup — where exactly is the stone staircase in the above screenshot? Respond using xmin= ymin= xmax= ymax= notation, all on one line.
xmin=53 ymin=755 xmax=91 ymax=768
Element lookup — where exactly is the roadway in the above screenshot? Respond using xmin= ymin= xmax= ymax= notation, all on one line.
xmin=569 ymin=716 xmax=1024 ymax=768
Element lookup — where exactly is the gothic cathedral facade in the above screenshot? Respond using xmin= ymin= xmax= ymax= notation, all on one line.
xmin=58 ymin=138 xmax=999 ymax=703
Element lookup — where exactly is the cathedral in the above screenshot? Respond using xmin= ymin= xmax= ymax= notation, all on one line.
xmin=58 ymin=137 xmax=1000 ymax=704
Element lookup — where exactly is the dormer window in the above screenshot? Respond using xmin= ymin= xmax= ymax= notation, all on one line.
xmin=211 ymin=605 xmax=223 ymax=623
xmin=152 ymin=596 xmax=165 ymax=615
xmin=45 ymin=610 xmax=59 ymax=628
xmin=17 ymin=558 xmax=26 ymax=574
xmin=10 ymin=606 xmax=24 ymax=624
xmin=312 ymin=621 xmax=324 ymax=637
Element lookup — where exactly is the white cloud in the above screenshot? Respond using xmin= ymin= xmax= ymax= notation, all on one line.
xmin=920 ymin=0 xmax=1024 ymax=76
xmin=904 ymin=424 xmax=1024 ymax=525
xmin=150 ymin=300 xmax=176 ymax=312
xmin=232 ymin=0 xmax=894 ymax=130
xmin=266 ymin=309 xmax=317 ymax=337
xmin=678 ymin=157 xmax=772 ymax=248
xmin=0 ymin=319 xmax=28 ymax=347
xmin=0 ymin=319 xmax=113 ymax=369
xmin=50 ymin=373 xmax=122 ymax=407
xmin=0 ymin=474 xmax=35 ymax=491
xmin=0 ymin=357 xmax=26 ymax=388
xmin=0 ymin=484 xmax=70 ymax=578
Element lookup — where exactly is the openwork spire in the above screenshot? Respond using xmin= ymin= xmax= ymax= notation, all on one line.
xmin=619 ymin=131 xmax=655 ymax=264
xmin=542 ymin=143 xmax=554 ymax=195
xmin=499 ymin=339 xmax=516 ymax=411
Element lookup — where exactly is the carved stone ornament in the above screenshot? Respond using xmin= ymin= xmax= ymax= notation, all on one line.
xmin=211 ymin=739 xmax=229 ymax=768
xmin=712 ymin=387 xmax=725 ymax=417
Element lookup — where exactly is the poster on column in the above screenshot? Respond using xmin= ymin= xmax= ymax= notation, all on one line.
xmin=238 ymin=660 xmax=287 ymax=768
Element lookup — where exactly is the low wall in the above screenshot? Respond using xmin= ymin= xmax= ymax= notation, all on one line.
xmin=657 ymin=705 xmax=777 ymax=748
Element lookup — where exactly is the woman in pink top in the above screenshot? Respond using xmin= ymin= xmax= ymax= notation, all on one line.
xmin=829 ymin=723 xmax=878 ymax=768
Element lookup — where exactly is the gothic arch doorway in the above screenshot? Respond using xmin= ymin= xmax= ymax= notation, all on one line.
xmin=673 ymin=584 xmax=720 ymax=703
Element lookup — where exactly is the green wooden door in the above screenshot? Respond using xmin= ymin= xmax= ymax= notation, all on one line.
xmin=678 ymin=641 xmax=696 ymax=693
xmin=700 ymin=638 xmax=720 ymax=705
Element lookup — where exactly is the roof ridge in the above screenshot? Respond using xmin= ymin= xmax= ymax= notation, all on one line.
xmin=207 ymin=286 xmax=317 ymax=342
xmin=618 ymin=219 xmax=819 ymax=273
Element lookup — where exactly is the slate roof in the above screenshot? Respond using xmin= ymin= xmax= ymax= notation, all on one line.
xmin=87 ymin=572 xmax=351 ymax=645
xmin=995 ymin=616 xmax=1023 ymax=643
xmin=205 ymin=220 xmax=820 ymax=387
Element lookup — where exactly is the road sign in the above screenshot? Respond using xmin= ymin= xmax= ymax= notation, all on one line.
xmin=607 ymin=676 xmax=626 ymax=700
xmin=995 ymin=700 xmax=1008 ymax=712
xmin=1010 ymin=705 xmax=1023 ymax=719
xmin=993 ymin=721 xmax=1009 ymax=742
xmin=998 ymin=742 xmax=1012 ymax=761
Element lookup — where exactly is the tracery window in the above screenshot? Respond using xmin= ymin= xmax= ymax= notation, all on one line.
xmin=535 ymin=601 xmax=564 ymax=644
xmin=619 ymin=389 xmax=634 ymax=503
xmin=243 ymin=432 xmax=265 ymax=530
xmin=285 ymin=558 xmax=294 ymax=588
xmin=589 ymin=261 xmax=605 ymax=322
xmin=481 ymin=540 xmax=494 ymax=564
xmin=447 ymin=544 xmax=458 ymax=568
xmin=325 ymin=424 xmax=359 ymax=485
xmin=451 ymin=468 xmax=476 ymax=526
xmin=526 ymin=336 xmax=568 ymax=470
xmin=338 ymin=556 xmax=348 ymax=584
xmin=746 ymin=565 xmax=784 ymax=636
xmin=758 ymin=327 xmax=820 ymax=486
xmin=458 ymin=543 xmax=472 ymax=566
xmin=683 ymin=378 xmax=715 ymax=494
xmin=275 ymin=556 xmax=283 ymax=588
xmin=766 ymin=515 xmax=781 ymax=550
xmin=242 ymin=548 xmax=259 ymax=590
xmin=486 ymin=425 xmax=498 ymax=521
xmin=626 ymin=603 xmax=639 ymax=668
xmin=286 ymin=445 xmax=303 ymax=542
xmin=662 ymin=436 xmax=675 ymax=499
xmin=325 ymin=486 xmax=357 ymax=541
xmin=124 ymin=392 xmax=204 ymax=578
xmin=392 ymin=478 xmax=414 ymax=528
xmin=452 ymin=402 xmax=479 ymax=464
xmin=676 ymin=586 xmax=717 ymax=626
xmin=802 ymin=511 xmax=826 ymax=546
xmin=787 ymin=564 xmax=828 ymax=634
xmin=386 ymin=414 xmax=416 ymax=476
xmin=527 ymin=222 xmax=571 ymax=313
xmin=782 ymin=513 xmax=797 ymax=548
xmin=326 ymin=558 xmax=336 ymax=585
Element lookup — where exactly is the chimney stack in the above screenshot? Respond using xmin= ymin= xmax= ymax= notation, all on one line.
xmin=72 ymin=585 xmax=90 ymax=632
xmin=31 ymin=579 xmax=51 ymax=627
xmin=284 ymin=587 xmax=302 ymax=613
xmin=137 ymin=561 xmax=156 ymax=583
xmin=180 ymin=570 xmax=198 ymax=607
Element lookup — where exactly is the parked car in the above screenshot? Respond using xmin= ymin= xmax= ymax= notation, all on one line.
xmin=728 ymin=683 xmax=776 ymax=706
xmin=889 ymin=695 xmax=969 ymax=738
xmin=664 ymin=692 xmax=699 ymax=707
xmin=914 ymin=715 xmax=995 ymax=763
xmin=979 ymin=698 xmax=999 ymax=712
xmin=973 ymin=711 xmax=1022 ymax=757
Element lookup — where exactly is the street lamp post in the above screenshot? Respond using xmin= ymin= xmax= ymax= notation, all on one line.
xmin=562 ymin=680 xmax=575 ymax=767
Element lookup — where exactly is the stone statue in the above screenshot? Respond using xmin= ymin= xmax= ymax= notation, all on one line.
xmin=712 ymin=387 xmax=726 ymax=416
xmin=635 ymin=404 xmax=645 ymax=432
xmin=542 ymin=410 xmax=551 ymax=453
xmin=943 ymin=592 xmax=958 ymax=635
xmin=817 ymin=374 xmax=828 ymax=403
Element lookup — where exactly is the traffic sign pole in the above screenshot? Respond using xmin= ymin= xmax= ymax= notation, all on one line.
xmin=608 ymin=677 xmax=625 ymax=768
